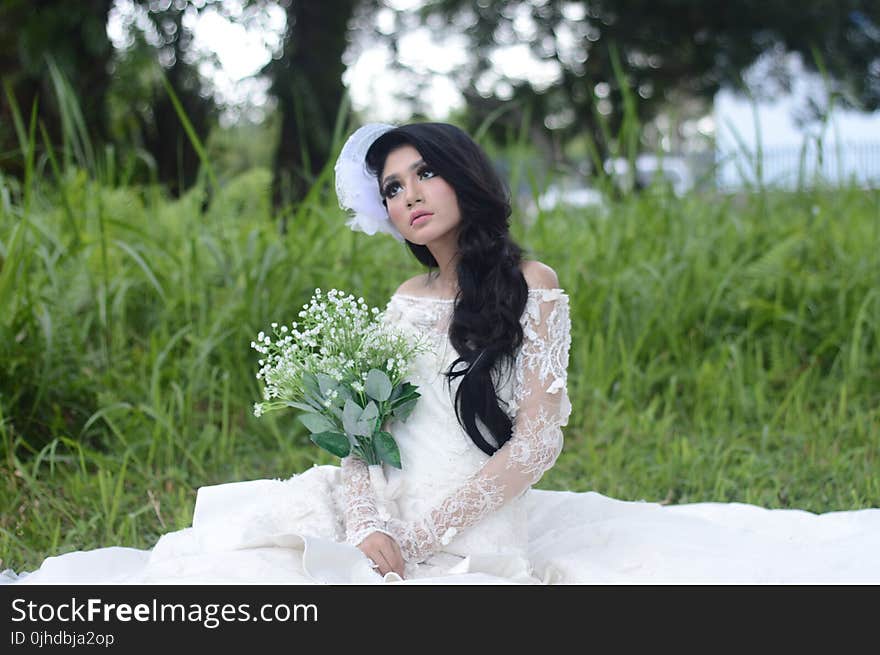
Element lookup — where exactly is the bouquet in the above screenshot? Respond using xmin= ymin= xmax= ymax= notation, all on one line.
xmin=251 ymin=288 xmax=427 ymax=469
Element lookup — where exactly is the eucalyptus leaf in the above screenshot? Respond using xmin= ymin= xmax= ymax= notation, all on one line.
xmin=374 ymin=430 xmax=401 ymax=469
xmin=301 ymin=372 xmax=321 ymax=399
xmin=285 ymin=401 xmax=319 ymax=413
xmin=364 ymin=369 xmax=392 ymax=402
xmin=298 ymin=412 xmax=337 ymax=434
xmin=316 ymin=373 xmax=338 ymax=397
xmin=359 ymin=400 xmax=379 ymax=424
xmin=310 ymin=431 xmax=351 ymax=458
xmin=343 ymin=398 xmax=371 ymax=437
xmin=328 ymin=385 xmax=349 ymax=409
xmin=342 ymin=398 xmax=362 ymax=436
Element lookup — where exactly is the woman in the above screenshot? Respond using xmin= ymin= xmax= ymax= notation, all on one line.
xmin=4 ymin=122 xmax=880 ymax=585
xmin=338 ymin=122 xmax=573 ymax=580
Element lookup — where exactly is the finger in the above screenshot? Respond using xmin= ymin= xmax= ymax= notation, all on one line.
xmin=372 ymin=550 xmax=393 ymax=577
xmin=390 ymin=541 xmax=405 ymax=575
xmin=384 ymin=544 xmax=405 ymax=578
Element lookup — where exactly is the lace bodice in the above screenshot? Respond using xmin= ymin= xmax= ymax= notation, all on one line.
xmin=341 ymin=287 xmax=572 ymax=564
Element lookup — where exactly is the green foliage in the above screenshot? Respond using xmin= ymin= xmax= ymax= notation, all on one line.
xmin=1 ymin=99 xmax=879 ymax=572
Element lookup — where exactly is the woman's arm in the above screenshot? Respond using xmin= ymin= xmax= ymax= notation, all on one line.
xmin=339 ymin=293 xmax=411 ymax=576
xmin=386 ymin=269 xmax=572 ymax=563
xmin=340 ymin=456 xmax=394 ymax=546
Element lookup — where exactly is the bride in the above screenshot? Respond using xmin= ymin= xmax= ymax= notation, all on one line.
xmin=4 ymin=122 xmax=880 ymax=585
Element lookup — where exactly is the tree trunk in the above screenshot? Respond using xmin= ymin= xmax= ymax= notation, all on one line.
xmin=136 ymin=7 xmax=214 ymax=198
xmin=0 ymin=0 xmax=113 ymax=179
xmin=267 ymin=0 xmax=358 ymax=229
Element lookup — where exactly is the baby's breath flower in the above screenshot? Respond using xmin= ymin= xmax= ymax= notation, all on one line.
xmin=251 ymin=287 xmax=429 ymax=463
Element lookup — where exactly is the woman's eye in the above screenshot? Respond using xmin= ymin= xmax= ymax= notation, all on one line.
xmin=383 ymin=168 xmax=434 ymax=198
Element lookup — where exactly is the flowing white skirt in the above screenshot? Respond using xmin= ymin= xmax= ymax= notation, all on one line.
xmin=4 ymin=465 xmax=880 ymax=585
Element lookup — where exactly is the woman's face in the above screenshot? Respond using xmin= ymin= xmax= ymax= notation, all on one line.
xmin=380 ymin=144 xmax=461 ymax=245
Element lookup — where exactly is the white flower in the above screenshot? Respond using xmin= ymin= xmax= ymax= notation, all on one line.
xmin=253 ymin=403 xmax=263 ymax=417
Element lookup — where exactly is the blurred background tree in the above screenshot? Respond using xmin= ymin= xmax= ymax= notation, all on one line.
xmin=0 ymin=0 xmax=115 ymax=180
xmin=387 ymin=0 xmax=880 ymax=167
xmin=259 ymin=0 xmax=361 ymax=229
xmin=1 ymin=0 xmax=878 ymax=202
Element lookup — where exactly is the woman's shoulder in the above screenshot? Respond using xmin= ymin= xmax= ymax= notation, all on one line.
xmin=393 ymin=274 xmax=441 ymax=299
xmin=520 ymin=260 xmax=560 ymax=291
xmin=392 ymin=263 xmax=562 ymax=298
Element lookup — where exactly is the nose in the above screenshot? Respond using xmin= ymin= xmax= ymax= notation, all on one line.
xmin=405 ymin=182 xmax=422 ymax=207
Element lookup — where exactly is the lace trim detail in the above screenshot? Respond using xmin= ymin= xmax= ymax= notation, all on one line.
xmin=506 ymin=405 xmax=566 ymax=480
xmin=377 ymin=288 xmax=572 ymax=564
xmin=340 ymin=456 xmax=387 ymax=547
xmin=510 ymin=290 xmax=571 ymax=414
xmin=387 ymin=473 xmax=506 ymax=562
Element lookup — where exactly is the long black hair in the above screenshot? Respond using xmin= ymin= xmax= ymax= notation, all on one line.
xmin=365 ymin=123 xmax=529 ymax=456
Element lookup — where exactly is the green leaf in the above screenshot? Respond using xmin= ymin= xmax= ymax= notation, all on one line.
xmin=301 ymin=372 xmax=321 ymax=398
xmin=310 ymin=431 xmax=351 ymax=458
xmin=391 ymin=398 xmax=418 ymax=421
xmin=298 ymin=412 xmax=337 ymax=434
xmin=390 ymin=383 xmax=420 ymax=406
xmin=391 ymin=390 xmax=420 ymax=408
xmin=389 ymin=382 xmax=418 ymax=404
xmin=285 ymin=401 xmax=319 ymax=413
xmin=359 ymin=400 xmax=379 ymax=424
xmin=374 ymin=430 xmax=401 ymax=469
xmin=316 ymin=373 xmax=338 ymax=397
xmin=365 ymin=369 xmax=392 ymax=402
xmin=343 ymin=398 xmax=370 ymax=437
xmin=300 ymin=373 xmax=325 ymax=409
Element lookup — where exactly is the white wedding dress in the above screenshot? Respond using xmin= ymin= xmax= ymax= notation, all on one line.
xmin=4 ymin=288 xmax=880 ymax=585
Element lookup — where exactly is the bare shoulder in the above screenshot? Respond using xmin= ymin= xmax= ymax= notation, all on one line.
xmin=393 ymin=274 xmax=429 ymax=296
xmin=520 ymin=260 xmax=560 ymax=290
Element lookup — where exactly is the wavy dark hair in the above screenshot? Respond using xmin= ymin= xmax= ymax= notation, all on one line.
xmin=365 ymin=123 xmax=529 ymax=456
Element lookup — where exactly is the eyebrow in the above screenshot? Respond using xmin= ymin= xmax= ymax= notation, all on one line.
xmin=381 ymin=159 xmax=426 ymax=188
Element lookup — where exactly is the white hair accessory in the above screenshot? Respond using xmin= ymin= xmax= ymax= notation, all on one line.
xmin=334 ymin=123 xmax=404 ymax=242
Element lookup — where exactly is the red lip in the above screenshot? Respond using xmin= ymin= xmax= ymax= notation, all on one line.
xmin=410 ymin=210 xmax=433 ymax=225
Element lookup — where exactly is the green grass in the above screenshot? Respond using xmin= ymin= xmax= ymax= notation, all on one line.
xmin=1 ymin=74 xmax=878 ymax=572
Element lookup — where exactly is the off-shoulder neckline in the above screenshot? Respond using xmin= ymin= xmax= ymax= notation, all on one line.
xmin=391 ymin=288 xmax=567 ymax=303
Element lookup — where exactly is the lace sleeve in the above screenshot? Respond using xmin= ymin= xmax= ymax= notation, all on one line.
xmin=340 ymin=456 xmax=394 ymax=546
xmin=387 ymin=288 xmax=572 ymax=562
xmin=340 ymin=296 xmax=404 ymax=547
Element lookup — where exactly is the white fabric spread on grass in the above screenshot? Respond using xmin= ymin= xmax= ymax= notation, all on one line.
xmin=4 ymin=290 xmax=880 ymax=585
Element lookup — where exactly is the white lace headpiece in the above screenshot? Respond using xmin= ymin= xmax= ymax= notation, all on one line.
xmin=334 ymin=123 xmax=404 ymax=242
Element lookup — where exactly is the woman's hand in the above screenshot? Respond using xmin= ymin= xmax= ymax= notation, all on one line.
xmin=357 ymin=531 xmax=406 ymax=578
